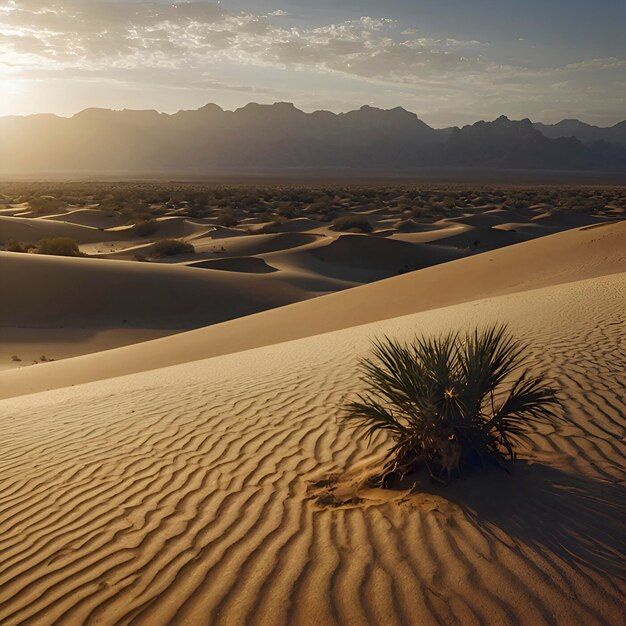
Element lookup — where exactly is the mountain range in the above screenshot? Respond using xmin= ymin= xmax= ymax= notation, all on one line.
xmin=1 ymin=103 xmax=625 ymax=175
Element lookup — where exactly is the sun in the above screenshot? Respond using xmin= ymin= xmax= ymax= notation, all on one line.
xmin=0 ymin=78 xmax=26 ymax=96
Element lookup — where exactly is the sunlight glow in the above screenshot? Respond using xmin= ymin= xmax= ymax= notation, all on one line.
xmin=0 ymin=78 xmax=25 ymax=95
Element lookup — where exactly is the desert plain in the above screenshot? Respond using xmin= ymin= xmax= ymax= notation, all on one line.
xmin=0 ymin=182 xmax=624 ymax=624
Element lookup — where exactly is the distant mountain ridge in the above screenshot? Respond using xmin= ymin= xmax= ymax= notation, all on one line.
xmin=533 ymin=119 xmax=626 ymax=149
xmin=1 ymin=103 xmax=624 ymax=175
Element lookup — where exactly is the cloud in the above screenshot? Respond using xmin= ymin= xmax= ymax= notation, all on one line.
xmin=564 ymin=57 xmax=626 ymax=71
xmin=0 ymin=0 xmax=623 ymax=124
xmin=0 ymin=1 xmax=493 ymax=80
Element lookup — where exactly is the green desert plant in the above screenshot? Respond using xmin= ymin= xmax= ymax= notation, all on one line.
xmin=6 ymin=240 xmax=35 ymax=253
xmin=149 ymin=238 xmax=194 ymax=258
xmin=130 ymin=218 xmax=159 ymax=237
xmin=215 ymin=208 xmax=238 ymax=227
xmin=36 ymin=237 xmax=81 ymax=257
xmin=343 ymin=324 xmax=560 ymax=483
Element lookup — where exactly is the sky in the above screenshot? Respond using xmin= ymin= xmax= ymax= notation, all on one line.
xmin=0 ymin=0 xmax=624 ymax=126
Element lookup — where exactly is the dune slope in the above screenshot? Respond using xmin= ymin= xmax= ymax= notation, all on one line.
xmin=0 ymin=251 xmax=310 ymax=328
xmin=3 ymin=220 xmax=623 ymax=399
xmin=0 ymin=251 xmax=314 ymax=369
xmin=0 ymin=215 xmax=125 ymax=244
xmin=0 ymin=273 xmax=623 ymax=624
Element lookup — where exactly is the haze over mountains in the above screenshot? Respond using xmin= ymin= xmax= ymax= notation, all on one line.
xmin=1 ymin=103 xmax=625 ymax=176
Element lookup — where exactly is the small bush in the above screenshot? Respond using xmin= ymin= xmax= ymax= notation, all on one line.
xmin=150 ymin=239 xmax=195 ymax=258
xmin=216 ymin=209 xmax=238 ymax=227
xmin=331 ymin=215 xmax=373 ymax=233
xmin=408 ymin=206 xmax=425 ymax=217
xmin=276 ymin=203 xmax=296 ymax=218
xmin=29 ymin=196 xmax=65 ymax=215
xmin=256 ymin=211 xmax=275 ymax=222
xmin=343 ymin=324 xmax=560 ymax=483
xmin=6 ymin=240 xmax=35 ymax=253
xmin=37 ymin=237 xmax=81 ymax=257
xmin=130 ymin=218 xmax=158 ymax=237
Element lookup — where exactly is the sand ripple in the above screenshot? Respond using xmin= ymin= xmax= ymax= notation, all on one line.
xmin=0 ymin=275 xmax=624 ymax=625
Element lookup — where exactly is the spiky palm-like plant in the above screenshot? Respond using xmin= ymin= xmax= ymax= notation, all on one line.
xmin=344 ymin=324 xmax=560 ymax=483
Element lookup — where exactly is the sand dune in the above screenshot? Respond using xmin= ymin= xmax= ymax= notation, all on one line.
xmin=428 ymin=225 xmax=536 ymax=250
xmin=200 ymin=226 xmax=248 ymax=239
xmin=484 ymin=207 xmax=534 ymax=220
xmin=101 ymin=217 xmax=213 ymax=240
xmin=309 ymin=234 xmax=463 ymax=269
xmin=0 ymin=215 xmax=125 ymax=244
xmin=0 ymin=273 xmax=623 ymax=624
xmin=391 ymin=221 xmax=474 ymax=243
xmin=44 ymin=208 xmax=127 ymax=229
xmin=88 ymin=240 xmax=164 ymax=260
xmin=2 ymin=220 xmax=623 ymax=399
xmin=263 ymin=233 xmax=465 ymax=282
xmin=392 ymin=210 xmax=615 ymax=248
xmin=0 ymin=204 xmax=30 ymax=217
xmin=0 ymin=226 xmax=472 ymax=370
xmin=493 ymin=221 xmax=555 ymax=235
xmin=143 ymin=216 xmax=213 ymax=239
xmin=186 ymin=256 xmax=278 ymax=273
xmin=531 ymin=210 xmax=603 ymax=228
xmin=0 ymin=251 xmax=310 ymax=328
xmin=190 ymin=231 xmax=322 ymax=256
xmin=248 ymin=217 xmax=326 ymax=233
xmin=0 ymin=251 xmax=314 ymax=368
xmin=446 ymin=212 xmax=515 ymax=227
xmin=0 ymin=327 xmax=168 ymax=372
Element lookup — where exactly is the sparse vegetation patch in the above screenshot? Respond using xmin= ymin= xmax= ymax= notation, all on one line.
xmin=36 ymin=237 xmax=81 ymax=257
xmin=331 ymin=215 xmax=373 ymax=233
xmin=343 ymin=325 xmax=560 ymax=484
xmin=149 ymin=238 xmax=195 ymax=258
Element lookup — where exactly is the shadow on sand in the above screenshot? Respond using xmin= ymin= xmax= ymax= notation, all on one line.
xmin=429 ymin=461 xmax=626 ymax=580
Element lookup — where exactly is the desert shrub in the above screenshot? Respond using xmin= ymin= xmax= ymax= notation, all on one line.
xmin=29 ymin=196 xmax=65 ymax=215
xmin=343 ymin=325 xmax=560 ymax=483
xmin=216 ymin=208 xmax=237 ymax=227
xmin=6 ymin=240 xmax=35 ymax=253
xmin=188 ymin=205 xmax=209 ymax=218
xmin=150 ymin=238 xmax=194 ymax=258
xmin=331 ymin=215 xmax=373 ymax=233
xmin=505 ymin=196 xmax=528 ymax=209
xmin=411 ymin=206 xmax=431 ymax=218
xmin=276 ymin=202 xmax=296 ymax=218
xmin=130 ymin=218 xmax=158 ymax=237
xmin=37 ymin=237 xmax=81 ymax=257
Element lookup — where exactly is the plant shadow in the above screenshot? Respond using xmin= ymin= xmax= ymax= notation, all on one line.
xmin=418 ymin=461 xmax=626 ymax=580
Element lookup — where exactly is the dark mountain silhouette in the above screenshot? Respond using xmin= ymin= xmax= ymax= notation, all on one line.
xmin=446 ymin=115 xmax=611 ymax=170
xmin=533 ymin=119 xmax=626 ymax=149
xmin=0 ymin=103 xmax=624 ymax=175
